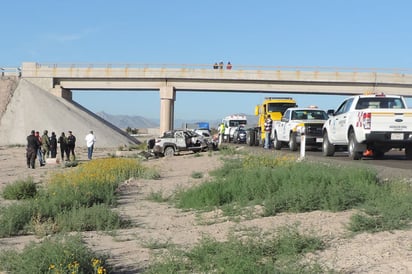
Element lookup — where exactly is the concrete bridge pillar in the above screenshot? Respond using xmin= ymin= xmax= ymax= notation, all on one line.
xmin=159 ymin=85 xmax=176 ymax=134
xmin=50 ymin=85 xmax=72 ymax=100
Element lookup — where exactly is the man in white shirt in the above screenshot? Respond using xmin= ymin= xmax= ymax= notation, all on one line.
xmin=85 ymin=130 xmax=96 ymax=160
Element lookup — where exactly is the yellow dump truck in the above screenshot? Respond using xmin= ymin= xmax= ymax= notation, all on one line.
xmin=247 ymin=97 xmax=298 ymax=146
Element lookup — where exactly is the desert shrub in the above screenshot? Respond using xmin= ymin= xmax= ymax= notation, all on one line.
xmin=0 ymin=157 xmax=157 ymax=237
xmin=0 ymin=202 xmax=34 ymax=237
xmin=218 ymin=144 xmax=240 ymax=155
xmin=176 ymin=159 xmax=378 ymax=214
xmin=147 ymin=190 xmax=170 ymax=203
xmin=0 ymin=234 xmax=110 ymax=274
xmin=2 ymin=177 xmax=37 ymax=200
xmin=176 ymin=154 xmax=412 ymax=233
xmin=55 ymin=204 xmax=128 ymax=232
xmin=146 ymin=226 xmax=326 ymax=274
xmin=349 ymin=180 xmax=412 ymax=232
xmin=191 ymin=171 xmax=203 ymax=179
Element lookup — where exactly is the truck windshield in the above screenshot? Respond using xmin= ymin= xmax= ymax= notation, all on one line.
xmin=268 ymin=103 xmax=297 ymax=114
xmin=292 ymin=110 xmax=328 ymax=120
xmin=228 ymin=120 xmax=247 ymax=127
xmin=355 ymin=98 xmax=405 ymax=109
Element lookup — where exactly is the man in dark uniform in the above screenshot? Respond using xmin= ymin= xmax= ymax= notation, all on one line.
xmin=67 ymin=130 xmax=76 ymax=161
xmin=27 ymin=130 xmax=40 ymax=169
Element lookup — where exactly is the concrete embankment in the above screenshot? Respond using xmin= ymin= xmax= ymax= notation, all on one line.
xmin=0 ymin=76 xmax=19 ymax=119
xmin=0 ymin=78 xmax=139 ymax=147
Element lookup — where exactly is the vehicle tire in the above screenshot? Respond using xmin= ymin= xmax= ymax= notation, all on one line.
xmin=322 ymin=131 xmax=335 ymax=156
xmin=273 ymin=132 xmax=282 ymax=150
xmin=164 ymin=146 xmax=175 ymax=157
xmin=289 ymin=132 xmax=298 ymax=151
xmin=348 ymin=131 xmax=362 ymax=160
xmin=255 ymin=131 xmax=261 ymax=146
xmin=247 ymin=130 xmax=255 ymax=146
xmin=405 ymin=146 xmax=412 ymax=160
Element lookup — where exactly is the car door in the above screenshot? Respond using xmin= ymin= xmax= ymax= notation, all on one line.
xmin=175 ymin=131 xmax=187 ymax=147
xmin=329 ymin=98 xmax=353 ymax=143
xmin=282 ymin=110 xmax=293 ymax=141
xmin=278 ymin=110 xmax=290 ymax=141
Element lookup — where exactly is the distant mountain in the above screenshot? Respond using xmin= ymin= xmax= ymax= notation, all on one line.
xmin=96 ymin=112 xmax=259 ymax=130
xmin=96 ymin=111 xmax=159 ymax=129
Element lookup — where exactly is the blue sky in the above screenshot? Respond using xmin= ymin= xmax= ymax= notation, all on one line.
xmin=2 ymin=1 xmax=412 ymax=120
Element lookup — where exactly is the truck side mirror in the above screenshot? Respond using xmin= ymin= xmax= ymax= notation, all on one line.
xmin=327 ymin=109 xmax=335 ymax=116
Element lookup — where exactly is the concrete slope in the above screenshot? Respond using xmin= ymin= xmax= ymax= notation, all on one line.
xmin=0 ymin=79 xmax=139 ymax=147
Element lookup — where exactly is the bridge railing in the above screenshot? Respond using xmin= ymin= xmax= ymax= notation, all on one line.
xmin=32 ymin=63 xmax=412 ymax=74
xmin=0 ymin=67 xmax=21 ymax=77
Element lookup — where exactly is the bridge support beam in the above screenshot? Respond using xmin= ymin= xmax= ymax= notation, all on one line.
xmin=159 ymin=85 xmax=176 ymax=135
xmin=50 ymin=85 xmax=72 ymax=100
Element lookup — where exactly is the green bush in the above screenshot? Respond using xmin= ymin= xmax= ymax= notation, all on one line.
xmin=176 ymin=160 xmax=378 ymax=214
xmin=146 ymin=226 xmax=326 ymax=274
xmin=2 ymin=177 xmax=37 ymax=200
xmin=0 ymin=202 xmax=34 ymax=237
xmin=175 ymin=154 xmax=412 ymax=233
xmin=191 ymin=171 xmax=203 ymax=179
xmin=55 ymin=204 xmax=128 ymax=232
xmin=0 ymin=158 xmax=158 ymax=237
xmin=349 ymin=181 xmax=412 ymax=232
xmin=0 ymin=234 xmax=110 ymax=273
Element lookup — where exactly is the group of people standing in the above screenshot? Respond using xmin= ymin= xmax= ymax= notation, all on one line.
xmin=26 ymin=129 xmax=95 ymax=169
xmin=213 ymin=61 xmax=232 ymax=70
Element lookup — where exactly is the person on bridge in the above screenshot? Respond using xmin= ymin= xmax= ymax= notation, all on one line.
xmin=85 ymin=130 xmax=96 ymax=160
xmin=226 ymin=62 xmax=232 ymax=70
xmin=219 ymin=61 xmax=224 ymax=69
xmin=264 ymin=114 xmax=273 ymax=149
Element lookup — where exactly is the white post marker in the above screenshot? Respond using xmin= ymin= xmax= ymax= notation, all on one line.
xmin=300 ymin=126 xmax=306 ymax=160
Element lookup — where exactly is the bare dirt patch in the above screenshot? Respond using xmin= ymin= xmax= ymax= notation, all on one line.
xmin=1 ymin=146 xmax=412 ymax=273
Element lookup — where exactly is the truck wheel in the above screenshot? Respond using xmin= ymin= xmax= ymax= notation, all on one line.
xmin=273 ymin=132 xmax=282 ymax=150
xmin=164 ymin=147 xmax=175 ymax=157
xmin=405 ymin=146 xmax=412 ymax=160
xmin=348 ymin=131 xmax=362 ymax=160
xmin=322 ymin=131 xmax=335 ymax=156
xmin=246 ymin=130 xmax=255 ymax=146
xmin=289 ymin=132 xmax=298 ymax=151
xmin=255 ymin=131 xmax=261 ymax=146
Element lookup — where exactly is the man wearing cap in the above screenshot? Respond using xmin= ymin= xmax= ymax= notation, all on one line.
xmin=85 ymin=130 xmax=96 ymax=160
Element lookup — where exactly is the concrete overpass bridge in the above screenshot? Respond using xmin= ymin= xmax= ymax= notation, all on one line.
xmin=20 ymin=62 xmax=412 ymax=134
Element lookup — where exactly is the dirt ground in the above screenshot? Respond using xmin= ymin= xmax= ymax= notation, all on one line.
xmin=1 ymin=145 xmax=412 ymax=273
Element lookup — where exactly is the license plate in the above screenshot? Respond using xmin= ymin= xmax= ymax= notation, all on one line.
xmin=391 ymin=133 xmax=404 ymax=140
xmin=316 ymin=138 xmax=323 ymax=143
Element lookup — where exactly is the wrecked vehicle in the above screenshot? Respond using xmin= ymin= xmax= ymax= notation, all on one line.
xmin=148 ymin=130 xmax=208 ymax=157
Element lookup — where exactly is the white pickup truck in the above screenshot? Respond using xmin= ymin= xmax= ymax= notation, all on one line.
xmin=322 ymin=93 xmax=412 ymax=160
xmin=273 ymin=107 xmax=329 ymax=151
